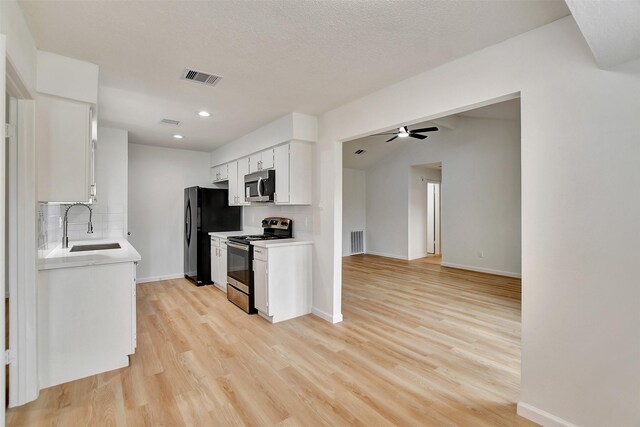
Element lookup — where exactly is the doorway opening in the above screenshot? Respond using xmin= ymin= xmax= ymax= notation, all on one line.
xmin=340 ymin=95 xmax=523 ymax=422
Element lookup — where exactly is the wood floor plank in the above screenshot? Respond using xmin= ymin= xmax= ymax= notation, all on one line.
xmin=7 ymin=255 xmax=537 ymax=426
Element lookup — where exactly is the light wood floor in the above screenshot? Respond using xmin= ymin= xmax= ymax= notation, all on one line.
xmin=7 ymin=255 xmax=535 ymax=426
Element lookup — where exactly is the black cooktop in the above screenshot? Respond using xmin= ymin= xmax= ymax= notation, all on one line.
xmin=229 ymin=234 xmax=283 ymax=242
xmin=228 ymin=217 xmax=293 ymax=244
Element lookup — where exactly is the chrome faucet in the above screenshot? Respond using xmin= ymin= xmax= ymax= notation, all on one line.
xmin=62 ymin=203 xmax=93 ymax=248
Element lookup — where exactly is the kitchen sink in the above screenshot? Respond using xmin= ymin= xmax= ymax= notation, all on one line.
xmin=69 ymin=243 xmax=121 ymax=252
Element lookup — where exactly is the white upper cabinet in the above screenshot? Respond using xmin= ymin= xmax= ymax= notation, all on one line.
xmin=249 ymin=153 xmax=261 ymax=174
xmin=260 ymin=148 xmax=274 ymax=170
xmin=211 ymin=164 xmax=229 ymax=183
xmin=249 ymin=148 xmax=275 ymax=173
xmin=237 ymin=157 xmax=250 ymax=205
xmin=273 ymin=144 xmax=290 ymax=204
xmin=274 ymin=141 xmax=312 ymax=205
xmin=36 ymin=51 xmax=99 ymax=203
xmin=228 ymin=158 xmax=250 ymax=206
xmin=227 ymin=161 xmax=238 ymax=206
xmin=36 ymin=94 xmax=96 ymax=202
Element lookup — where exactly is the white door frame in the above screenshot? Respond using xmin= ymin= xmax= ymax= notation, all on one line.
xmin=426 ymin=180 xmax=441 ymax=256
xmin=5 ymin=50 xmax=40 ymax=410
xmin=1 ymin=33 xmax=8 ymax=426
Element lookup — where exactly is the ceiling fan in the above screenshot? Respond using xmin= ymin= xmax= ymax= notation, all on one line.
xmin=376 ymin=126 xmax=439 ymax=143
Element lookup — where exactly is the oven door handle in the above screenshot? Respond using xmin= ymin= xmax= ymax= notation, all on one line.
xmin=227 ymin=241 xmax=250 ymax=252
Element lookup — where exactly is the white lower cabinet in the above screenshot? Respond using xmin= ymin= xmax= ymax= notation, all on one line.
xmin=252 ymin=243 xmax=312 ymax=323
xmin=210 ymin=236 xmax=228 ymax=290
xmin=37 ymin=261 xmax=137 ymax=388
xmin=219 ymin=241 xmax=228 ymax=286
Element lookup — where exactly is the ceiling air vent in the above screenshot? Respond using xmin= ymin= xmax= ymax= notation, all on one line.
xmin=160 ymin=118 xmax=182 ymax=126
xmin=354 ymin=149 xmax=366 ymax=155
xmin=182 ymin=68 xmax=222 ymax=87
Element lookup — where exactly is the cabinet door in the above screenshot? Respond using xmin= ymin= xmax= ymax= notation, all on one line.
xmin=249 ymin=153 xmax=261 ymax=173
xmin=261 ymin=148 xmax=274 ymax=170
xmin=37 ymin=94 xmax=92 ymax=202
xmin=237 ymin=157 xmax=250 ymax=205
xmin=219 ymin=243 xmax=228 ymax=286
xmin=274 ymin=144 xmax=290 ymax=204
xmin=219 ymin=164 xmax=228 ymax=181
xmin=131 ymin=262 xmax=137 ymax=353
xmin=211 ymin=166 xmax=219 ymax=183
xmin=228 ymin=161 xmax=238 ymax=205
xmin=211 ymin=245 xmax=218 ymax=284
xmin=253 ymin=259 xmax=268 ymax=314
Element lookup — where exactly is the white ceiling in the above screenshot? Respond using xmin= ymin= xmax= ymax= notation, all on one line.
xmin=343 ymin=98 xmax=520 ymax=170
xmin=566 ymin=0 xmax=640 ymax=69
xmin=19 ymin=1 xmax=567 ymax=152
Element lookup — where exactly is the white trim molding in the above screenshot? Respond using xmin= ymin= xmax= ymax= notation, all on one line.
xmin=136 ymin=273 xmax=185 ymax=284
xmin=517 ymin=402 xmax=579 ymax=427
xmin=365 ymin=251 xmax=408 ymax=260
xmin=440 ymin=261 xmax=521 ymax=278
xmin=312 ymin=307 xmax=343 ymax=324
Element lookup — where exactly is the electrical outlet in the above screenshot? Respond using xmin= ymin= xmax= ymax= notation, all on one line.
xmin=477 ymin=251 xmax=484 ymax=258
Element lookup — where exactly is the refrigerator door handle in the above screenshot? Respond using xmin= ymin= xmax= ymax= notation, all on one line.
xmin=185 ymin=200 xmax=192 ymax=246
xmin=197 ymin=206 xmax=201 ymax=230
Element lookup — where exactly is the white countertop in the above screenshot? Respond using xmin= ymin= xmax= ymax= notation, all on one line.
xmin=251 ymin=239 xmax=313 ymax=248
xmin=38 ymin=239 xmax=141 ymax=271
xmin=208 ymin=230 xmax=246 ymax=239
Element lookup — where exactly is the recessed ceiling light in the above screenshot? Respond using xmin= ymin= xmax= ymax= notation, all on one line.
xmin=173 ymin=134 xmax=184 ymax=139
xmin=198 ymin=111 xmax=211 ymax=117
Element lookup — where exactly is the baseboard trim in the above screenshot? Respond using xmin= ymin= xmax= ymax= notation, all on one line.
xmin=365 ymin=251 xmax=408 ymax=260
xmin=137 ymin=273 xmax=185 ymax=284
xmin=517 ymin=402 xmax=578 ymax=427
xmin=312 ymin=307 xmax=343 ymax=324
xmin=440 ymin=262 xmax=521 ymax=278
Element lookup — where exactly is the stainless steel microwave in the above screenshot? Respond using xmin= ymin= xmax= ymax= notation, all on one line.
xmin=244 ymin=170 xmax=276 ymax=202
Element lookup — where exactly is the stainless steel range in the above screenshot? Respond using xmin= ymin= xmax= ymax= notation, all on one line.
xmin=226 ymin=217 xmax=293 ymax=313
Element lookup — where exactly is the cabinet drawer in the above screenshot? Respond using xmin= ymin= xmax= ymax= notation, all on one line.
xmin=253 ymin=246 xmax=267 ymax=261
xmin=211 ymin=237 xmax=220 ymax=247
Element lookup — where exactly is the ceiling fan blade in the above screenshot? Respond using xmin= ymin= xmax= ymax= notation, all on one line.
xmin=410 ymin=134 xmax=428 ymax=140
xmin=410 ymin=127 xmax=439 ymax=133
xmin=386 ymin=136 xmax=398 ymax=143
xmin=374 ymin=132 xmax=398 ymax=136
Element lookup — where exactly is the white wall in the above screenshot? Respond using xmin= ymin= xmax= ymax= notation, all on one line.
xmin=342 ymin=168 xmax=366 ymax=256
xmin=128 ymin=143 xmax=211 ymax=282
xmin=94 ymin=127 xmax=128 ymax=237
xmin=365 ymin=117 xmax=521 ymax=276
xmin=316 ymin=16 xmax=640 ymax=427
xmin=408 ymin=166 xmax=441 ymax=260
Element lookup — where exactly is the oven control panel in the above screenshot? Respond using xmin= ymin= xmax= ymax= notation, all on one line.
xmin=261 ymin=217 xmax=291 ymax=230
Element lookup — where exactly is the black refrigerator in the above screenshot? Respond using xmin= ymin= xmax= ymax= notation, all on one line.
xmin=184 ymin=187 xmax=242 ymax=285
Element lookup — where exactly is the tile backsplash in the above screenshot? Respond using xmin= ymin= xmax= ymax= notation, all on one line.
xmin=38 ymin=202 xmax=126 ymax=253
xmin=242 ymin=205 xmax=313 ymax=240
